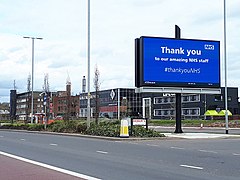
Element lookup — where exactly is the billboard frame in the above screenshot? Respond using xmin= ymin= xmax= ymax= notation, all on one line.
xmin=135 ymin=86 xmax=221 ymax=94
xmin=135 ymin=36 xmax=221 ymax=89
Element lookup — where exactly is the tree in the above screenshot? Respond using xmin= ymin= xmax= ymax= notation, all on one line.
xmin=93 ymin=64 xmax=100 ymax=124
xmin=26 ymin=74 xmax=31 ymax=123
xmin=42 ymin=73 xmax=50 ymax=123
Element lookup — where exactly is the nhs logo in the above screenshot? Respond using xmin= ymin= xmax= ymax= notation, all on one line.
xmin=204 ymin=44 xmax=214 ymax=50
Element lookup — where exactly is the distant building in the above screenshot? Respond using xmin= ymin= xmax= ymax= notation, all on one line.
xmin=142 ymin=87 xmax=239 ymax=119
xmin=79 ymin=87 xmax=239 ymax=120
xmin=79 ymin=88 xmax=142 ymax=119
xmin=0 ymin=102 xmax=10 ymax=120
xmin=10 ymin=85 xmax=239 ymax=121
xmin=15 ymin=91 xmax=41 ymax=121
xmin=52 ymin=77 xmax=80 ymax=119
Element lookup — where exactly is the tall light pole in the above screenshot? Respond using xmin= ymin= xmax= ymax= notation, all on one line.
xmin=223 ymin=0 xmax=228 ymax=134
xmin=23 ymin=36 xmax=43 ymax=124
xmin=87 ymin=0 xmax=91 ymax=128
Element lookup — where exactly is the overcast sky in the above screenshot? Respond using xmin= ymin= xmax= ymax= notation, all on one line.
xmin=0 ymin=0 xmax=239 ymax=102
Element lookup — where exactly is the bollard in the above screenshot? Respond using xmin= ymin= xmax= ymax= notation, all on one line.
xmin=120 ymin=120 xmax=129 ymax=138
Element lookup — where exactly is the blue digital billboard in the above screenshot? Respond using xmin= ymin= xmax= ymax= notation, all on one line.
xmin=136 ymin=36 xmax=220 ymax=88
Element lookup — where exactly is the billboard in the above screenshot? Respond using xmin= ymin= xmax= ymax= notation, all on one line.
xmin=135 ymin=36 xmax=220 ymax=88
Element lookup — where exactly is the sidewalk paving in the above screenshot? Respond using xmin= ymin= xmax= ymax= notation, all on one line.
xmin=164 ymin=132 xmax=240 ymax=139
xmin=0 ymin=153 xmax=86 ymax=180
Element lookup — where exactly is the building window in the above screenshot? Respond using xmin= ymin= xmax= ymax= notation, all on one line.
xmin=190 ymin=95 xmax=200 ymax=102
xmin=154 ymin=97 xmax=163 ymax=104
xmin=182 ymin=108 xmax=200 ymax=116
xmin=154 ymin=97 xmax=175 ymax=104
xmin=182 ymin=94 xmax=200 ymax=102
xmin=154 ymin=109 xmax=175 ymax=116
xmin=228 ymin=96 xmax=232 ymax=101
xmin=170 ymin=97 xmax=175 ymax=103
xmin=214 ymin=95 xmax=223 ymax=101
xmin=182 ymin=96 xmax=189 ymax=102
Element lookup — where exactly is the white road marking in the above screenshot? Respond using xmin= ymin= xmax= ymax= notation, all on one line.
xmin=233 ymin=153 xmax=240 ymax=156
xmin=20 ymin=139 xmax=25 ymax=141
xmin=0 ymin=135 xmax=4 ymax=138
xmin=171 ymin=146 xmax=185 ymax=150
xmin=49 ymin=143 xmax=58 ymax=146
xmin=199 ymin=150 xmax=218 ymax=154
xmin=0 ymin=151 xmax=101 ymax=180
xmin=146 ymin=144 xmax=159 ymax=147
xmin=128 ymin=142 xmax=139 ymax=145
xmin=96 ymin=151 xmax=108 ymax=154
xmin=180 ymin=164 xmax=203 ymax=170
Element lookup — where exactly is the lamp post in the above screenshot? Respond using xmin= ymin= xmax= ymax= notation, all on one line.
xmin=223 ymin=0 xmax=228 ymax=134
xmin=87 ymin=0 xmax=91 ymax=128
xmin=23 ymin=36 xmax=43 ymax=124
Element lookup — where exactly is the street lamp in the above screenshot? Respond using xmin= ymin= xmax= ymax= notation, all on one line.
xmin=223 ymin=0 xmax=228 ymax=134
xmin=23 ymin=36 xmax=43 ymax=124
xmin=87 ymin=0 xmax=91 ymax=128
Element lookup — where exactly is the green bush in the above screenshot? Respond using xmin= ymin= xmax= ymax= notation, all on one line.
xmin=131 ymin=126 xmax=165 ymax=137
xmin=0 ymin=120 xmax=165 ymax=138
xmin=47 ymin=120 xmax=87 ymax=133
xmin=0 ymin=123 xmax=44 ymax=131
xmin=26 ymin=124 xmax=45 ymax=131
xmin=85 ymin=122 xmax=120 ymax=137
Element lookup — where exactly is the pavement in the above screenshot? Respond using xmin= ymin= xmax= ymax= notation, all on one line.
xmin=150 ymin=125 xmax=240 ymax=139
xmin=164 ymin=132 xmax=240 ymax=139
xmin=0 ymin=152 xmax=87 ymax=180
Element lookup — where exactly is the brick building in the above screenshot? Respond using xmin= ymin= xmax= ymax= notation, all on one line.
xmin=52 ymin=78 xmax=79 ymax=119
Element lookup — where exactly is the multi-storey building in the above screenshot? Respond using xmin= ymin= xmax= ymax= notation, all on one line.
xmin=10 ymin=78 xmax=80 ymax=121
xmin=52 ymin=78 xmax=80 ymax=119
xmin=80 ymin=87 xmax=239 ymax=120
xmin=10 ymin=85 xmax=239 ymax=121
xmin=142 ymin=87 xmax=239 ymax=119
xmin=15 ymin=91 xmax=43 ymax=121
xmin=79 ymin=88 xmax=142 ymax=119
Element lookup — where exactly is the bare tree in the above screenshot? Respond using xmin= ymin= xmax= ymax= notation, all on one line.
xmin=93 ymin=64 xmax=100 ymax=124
xmin=43 ymin=74 xmax=50 ymax=123
xmin=26 ymin=74 xmax=31 ymax=124
xmin=43 ymin=73 xmax=50 ymax=93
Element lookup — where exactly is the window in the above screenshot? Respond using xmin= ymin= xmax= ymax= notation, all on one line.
xmin=170 ymin=110 xmax=174 ymax=115
xmin=182 ymin=108 xmax=200 ymax=116
xmin=154 ymin=109 xmax=175 ymax=116
xmin=170 ymin=97 xmax=175 ymax=103
xmin=154 ymin=97 xmax=163 ymax=104
xmin=182 ymin=96 xmax=189 ymax=102
xmin=214 ymin=95 xmax=222 ymax=101
xmin=190 ymin=95 xmax=200 ymax=102
xmin=228 ymin=96 xmax=232 ymax=101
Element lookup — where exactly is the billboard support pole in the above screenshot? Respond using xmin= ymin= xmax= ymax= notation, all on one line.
xmin=174 ymin=25 xmax=183 ymax=133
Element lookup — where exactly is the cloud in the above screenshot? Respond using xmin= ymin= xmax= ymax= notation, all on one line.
xmin=0 ymin=0 xmax=240 ymax=102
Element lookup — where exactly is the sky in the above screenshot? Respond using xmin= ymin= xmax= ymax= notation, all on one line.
xmin=0 ymin=0 xmax=239 ymax=103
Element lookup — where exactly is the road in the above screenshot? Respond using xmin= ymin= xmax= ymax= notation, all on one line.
xmin=1 ymin=130 xmax=240 ymax=180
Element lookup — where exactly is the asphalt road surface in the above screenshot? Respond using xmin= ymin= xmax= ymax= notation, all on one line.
xmin=1 ymin=130 xmax=240 ymax=180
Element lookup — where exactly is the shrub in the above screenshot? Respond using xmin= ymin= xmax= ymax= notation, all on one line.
xmin=85 ymin=123 xmax=120 ymax=137
xmin=47 ymin=120 xmax=87 ymax=133
xmin=26 ymin=124 xmax=45 ymax=131
xmin=131 ymin=126 xmax=165 ymax=137
xmin=0 ymin=120 xmax=165 ymax=138
xmin=0 ymin=123 xmax=44 ymax=131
